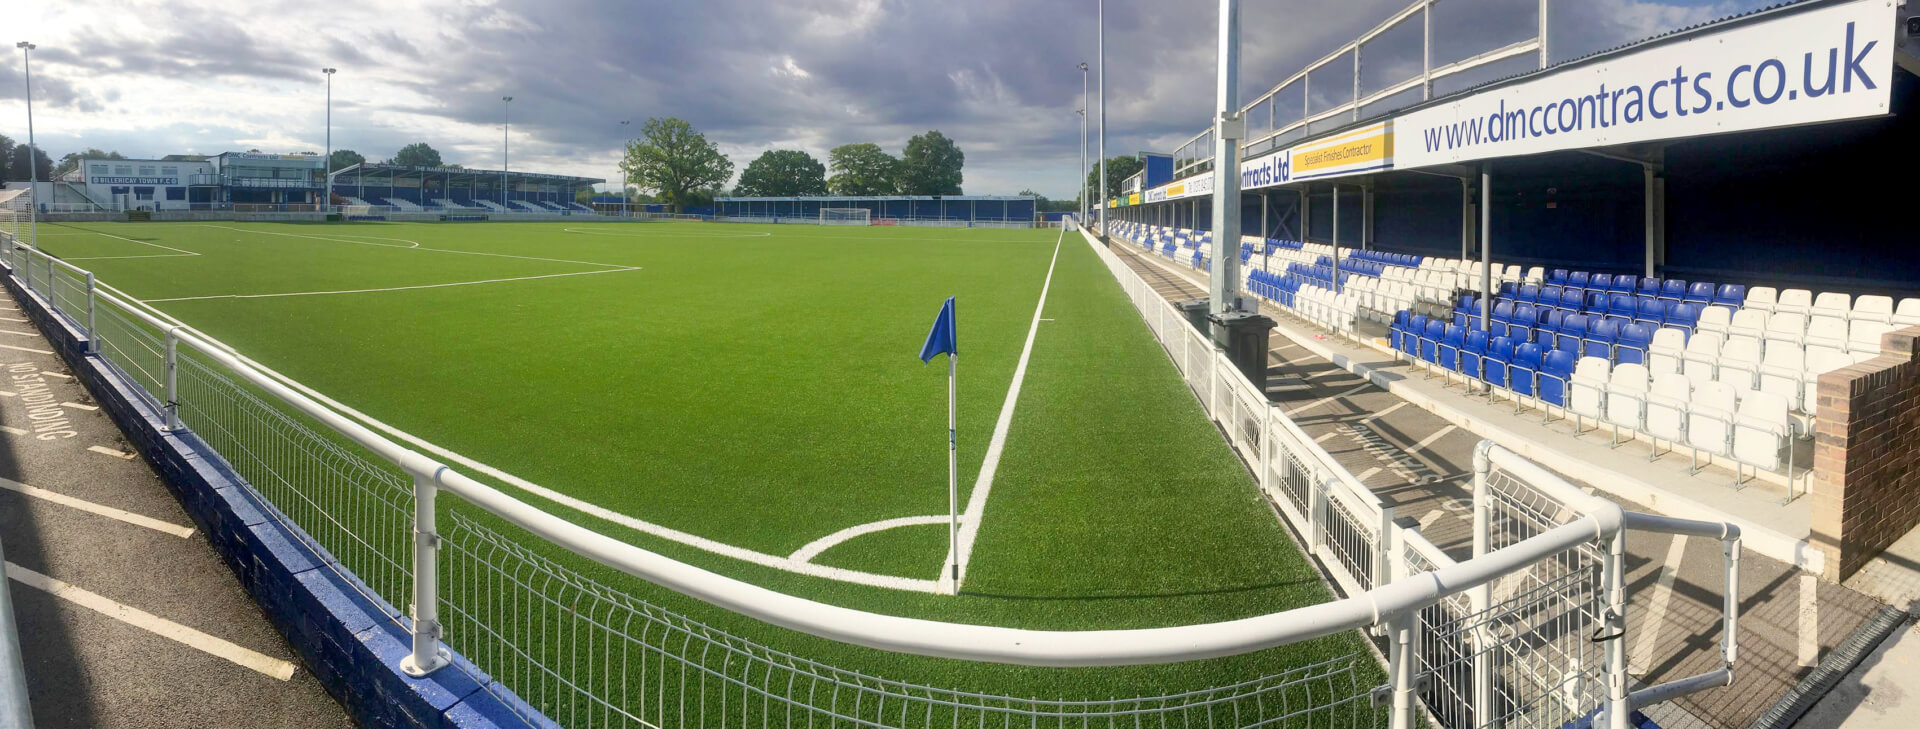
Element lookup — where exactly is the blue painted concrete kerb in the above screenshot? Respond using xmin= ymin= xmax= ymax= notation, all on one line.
xmin=0 ymin=259 xmax=557 ymax=728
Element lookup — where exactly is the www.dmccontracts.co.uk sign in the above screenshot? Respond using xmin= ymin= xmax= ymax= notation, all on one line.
xmin=1395 ymin=0 xmax=1894 ymax=170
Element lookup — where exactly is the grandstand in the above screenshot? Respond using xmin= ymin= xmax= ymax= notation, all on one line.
xmin=716 ymin=195 xmax=1038 ymax=226
xmin=327 ymin=162 xmax=601 ymax=212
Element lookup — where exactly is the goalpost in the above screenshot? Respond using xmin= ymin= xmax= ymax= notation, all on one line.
xmin=819 ymin=208 xmax=871 ymax=226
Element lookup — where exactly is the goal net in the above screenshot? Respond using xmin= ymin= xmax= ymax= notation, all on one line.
xmin=0 ymin=189 xmax=33 ymax=249
xmin=819 ymin=208 xmax=871 ymax=226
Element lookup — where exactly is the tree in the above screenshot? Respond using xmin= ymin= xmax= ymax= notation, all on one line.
xmin=735 ymin=149 xmax=828 ymax=197
xmin=328 ymin=149 xmax=366 ymax=172
xmin=0 ymin=135 xmax=11 ymax=182
xmin=618 ymin=117 xmax=734 ymax=212
xmin=55 ymin=148 xmax=125 ymax=176
xmin=1084 ymin=155 xmax=1144 ymax=205
xmin=4 ymin=143 xmax=53 ymax=182
xmin=897 ymin=130 xmax=964 ymax=195
xmin=393 ymin=142 xmax=443 ymax=168
xmin=827 ymin=143 xmax=899 ymax=196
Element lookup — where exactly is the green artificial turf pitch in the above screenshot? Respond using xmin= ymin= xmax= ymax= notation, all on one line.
xmin=29 ymin=220 xmax=1375 ymax=702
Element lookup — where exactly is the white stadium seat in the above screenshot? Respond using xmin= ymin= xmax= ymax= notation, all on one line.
xmin=1852 ymin=295 xmax=1894 ymax=324
xmin=1606 ymin=363 xmax=1650 ymax=448
xmin=1687 ymin=381 xmax=1738 ymax=469
xmin=1744 ymin=286 xmax=1778 ymax=314
xmin=1682 ymin=332 xmax=1726 ymax=390
xmin=1776 ymin=289 xmax=1813 ymax=317
xmin=1757 ymin=344 xmax=1806 ymax=412
xmin=1812 ymin=291 xmax=1852 ymax=319
xmin=1697 ymin=307 xmax=1734 ymax=339
xmin=1716 ymin=337 xmax=1764 ymax=394
xmin=1894 ymin=298 xmax=1920 ymax=327
xmin=1732 ymin=390 xmax=1791 ymax=475
xmin=1648 ymin=327 xmax=1687 ymax=376
xmin=1570 ymin=356 xmax=1611 ymax=429
xmin=1645 ymin=373 xmax=1692 ymax=458
xmin=1849 ymin=320 xmax=1892 ymax=360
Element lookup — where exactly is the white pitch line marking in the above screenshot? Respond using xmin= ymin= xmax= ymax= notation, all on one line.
xmin=790 ymin=515 xmax=951 ymax=564
xmin=1630 ymin=535 xmax=1690 ymax=675
xmin=1359 ymin=401 xmax=1410 ymax=423
xmin=0 ymin=344 xmax=50 ymax=355
xmin=61 ymin=402 xmax=98 ymax=411
xmin=143 ymin=267 xmax=643 ymax=303
xmin=58 ymin=226 xmax=201 ymax=256
xmin=0 ymin=476 xmax=194 ymax=538
xmin=5 ymin=562 xmax=294 ymax=680
xmin=946 ymin=225 xmax=1067 ymax=593
xmin=88 ymin=445 xmax=135 ymax=460
xmin=1284 ymin=383 xmax=1374 ymax=417
xmin=1407 ymin=425 xmax=1459 ymax=456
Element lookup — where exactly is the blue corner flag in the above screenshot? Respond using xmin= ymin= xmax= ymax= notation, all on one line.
xmin=918 ymin=297 xmax=957 ymax=364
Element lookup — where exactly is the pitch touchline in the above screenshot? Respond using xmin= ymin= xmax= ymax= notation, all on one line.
xmin=142 ymin=267 xmax=642 ymax=302
xmin=943 ymin=224 xmax=1067 ymax=592
xmin=199 ymin=225 xmax=636 ymax=269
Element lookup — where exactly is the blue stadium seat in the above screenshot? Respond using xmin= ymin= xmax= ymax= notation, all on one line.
xmin=1514 ymin=303 xmax=1541 ymax=333
xmin=1590 ymin=273 xmax=1615 ymax=293
xmin=1637 ymin=277 xmax=1662 ymax=299
xmin=1438 ymin=325 xmax=1465 ymax=371
xmin=1419 ymin=320 xmax=1447 ymax=363
xmin=1537 ymin=350 xmax=1578 ymax=406
xmin=1612 ymin=274 xmax=1638 ymax=294
xmin=1483 ymin=336 xmax=1518 ymax=389
xmin=1548 ymin=269 xmax=1569 ymax=286
xmin=1490 ymin=302 xmax=1516 ymax=338
xmin=1540 ymin=285 xmax=1564 ymax=310
xmin=1659 ymin=279 xmax=1688 ymax=302
xmin=1664 ymin=303 xmax=1702 ymax=334
xmin=1557 ymin=314 xmax=1591 ymax=352
xmin=1684 ymin=282 xmax=1715 ymax=305
xmin=1713 ymin=284 xmax=1747 ymax=310
xmin=1511 ymin=344 xmax=1546 ymax=399
xmin=1583 ymin=318 xmax=1619 ymax=360
xmin=1616 ymin=323 xmax=1652 ymax=366
xmin=1518 ymin=284 xmax=1540 ymax=304
xmin=1566 ymin=271 xmax=1591 ymax=293
xmin=1559 ymin=289 xmax=1585 ymax=313
xmin=1608 ymin=293 xmax=1638 ymax=322
xmin=1585 ymin=291 xmax=1612 ymax=314
xmin=1461 ymin=331 xmax=1490 ymax=380
xmin=1634 ymin=298 xmax=1667 ymax=329
xmin=1540 ymin=310 xmax=1566 ymax=342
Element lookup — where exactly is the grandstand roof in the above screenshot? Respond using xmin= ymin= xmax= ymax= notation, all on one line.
xmin=330 ymin=162 xmax=602 ymax=185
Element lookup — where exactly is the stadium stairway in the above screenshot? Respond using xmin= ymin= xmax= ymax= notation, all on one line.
xmin=1102 ymin=239 xmax=1891 ymax=729
xmin=0 ymin=285 xmax=348 ymax=727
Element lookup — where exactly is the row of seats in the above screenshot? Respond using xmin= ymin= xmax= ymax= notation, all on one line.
xmin=1388 ymin=328 xmax=1796 ymax=478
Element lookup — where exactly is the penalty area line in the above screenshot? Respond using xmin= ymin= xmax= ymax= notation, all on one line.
xmin=943 ymin=224 xmax=1066 ymax=593
xmin=143 ymin=266 xmax=643 ymax=303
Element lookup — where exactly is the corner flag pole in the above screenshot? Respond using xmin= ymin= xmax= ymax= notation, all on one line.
xmin=947 ymin=350 xmax=958 ymax=592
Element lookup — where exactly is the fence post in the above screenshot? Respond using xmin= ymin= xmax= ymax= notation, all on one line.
xmin=1604 ymin=528 xmax=1631 ymax=729
xmin=163 ymin=328 xmax=182 ymax=431
xmin=401 ymin=470 xmax=452 ymax=676
xmin=1471 ymin=441 xmax=1495 ymax=729
xmin=84 ymin=273 xmax=96 ymax=353
xmin=1310 ymin=476 xmax=1329 ymax=557
xmin=1375 ymin=501 xmax=1397 ymax=591
xmin=1388 ymin=525 xmax=1418 ymax=729
xmin=1257 ymin=405 xmax=1273 ymax=497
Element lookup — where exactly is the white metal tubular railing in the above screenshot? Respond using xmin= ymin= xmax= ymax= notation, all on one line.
xmin=1 ymin=223 xmax=1737 ymax=729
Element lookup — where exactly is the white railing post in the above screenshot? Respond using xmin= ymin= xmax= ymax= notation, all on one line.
xmin=1604 ymin=528 xmax=1631 ymax=729
xmin=1388 ymin=525 xmax=1418 ymax=729
xmin=1471 ymin=441 xmax=1495 ymax=728
xmin=163 ymin=328 xmax=182 ymax=431
xmin=1257 ymin=404 xmax=1273 ymax=496
xmin=84 ymin=272 xmax=96 ymax=352
xmin=1310 ymin=476 xmax=1329 ymax=557
xmin=401 ymin=471 xmax=452 ymax=676
xmin=1375 ymin=501 xmax=1397 ymax=591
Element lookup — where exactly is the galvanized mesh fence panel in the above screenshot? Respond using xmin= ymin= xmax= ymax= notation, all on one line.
xmin=1319 ymin=494 xmax=1378 ymax=592
xmin=440 ymin=511 xmax=1385 ymax=729
xmin=169 ymin=349 xmax=418 ymax=611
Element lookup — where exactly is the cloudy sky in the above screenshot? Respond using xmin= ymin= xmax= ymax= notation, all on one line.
xmin=0 ymin=0 xmax=1771 ymax=199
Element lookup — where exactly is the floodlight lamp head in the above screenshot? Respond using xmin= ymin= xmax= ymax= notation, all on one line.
xmin=1078 ymin=62 xmax=1087 ymax=70
xmin=323 ymin=67 xmax=336 ymax=74
xmin=16 ymin=42 xmax=33 ymax=50
xmin=503 ymin=96 xmax=513 ymax=102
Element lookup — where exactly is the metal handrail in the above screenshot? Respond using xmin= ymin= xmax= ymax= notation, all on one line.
xmin=0 ymin=539 xmax=33 ymax=729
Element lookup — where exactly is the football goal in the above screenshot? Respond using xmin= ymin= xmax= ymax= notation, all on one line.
xmin=819 ymin=208 xmax=871 ymax=226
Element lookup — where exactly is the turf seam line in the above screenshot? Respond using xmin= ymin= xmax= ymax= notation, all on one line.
xmin=945 ymin=225 xmax=1067 ymax=592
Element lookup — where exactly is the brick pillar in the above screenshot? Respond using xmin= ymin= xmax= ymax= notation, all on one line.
xmin=1811 ymin=325 xmax=1920 ymax=580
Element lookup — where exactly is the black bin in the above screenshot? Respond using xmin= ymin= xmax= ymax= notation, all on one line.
xmin=1209 ymin=311 xmax=1278 ymax=390
xmin=1177 ymin=298 xmax=1211 ymax=332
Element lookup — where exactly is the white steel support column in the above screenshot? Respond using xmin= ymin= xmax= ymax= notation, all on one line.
xmin=1332 ymin=186 xmax=1342 ymax=290
xmin=1539 ymin=0 xmax=1551 ymax=68
xmin=1097 ymin=0 xmax=1108 ymax=234
xmin=1461 ymin=178 xmax=1474 ymax=259
xmin=1480 ymin=165 xmax=1492 ymax=332
xmin=17 ymin=42 xmax=39 ymax=250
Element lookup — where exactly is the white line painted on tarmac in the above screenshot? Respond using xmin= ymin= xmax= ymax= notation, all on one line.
xmin=947 ymin=225 xmax=1068 ymax=593
xmin=0 ymin=317 xmax=25 ymax=323
xmin=0 ymin=426 xmax=25 ymax=436
xmin=5 ymin=562 xmax=296 ymax=680
xmin=1315 ymin=431 xmax=1338 ymax=443
xmin=0 ymin=391 xmax=13 ymax=397
xmin=1419 ymin=510 xmax=1448 ymax=530
xmin=1356 ymin=467 xmax=1383 ymax=482
xmin=0 ymin=476 xmax=194 ymax=538
xmin=0 ymin=330 xmax=36 ymax=338
xmin=1284 ymin=383 xmax=1374 ymax=417
xmin=1630 ymin=534 xmax=1689 ymax=675
xmin=1407 ymin=425 xmax=1459 ymax=456
xmin=1800 ymin=573 xmax=1821 ymax=667
xmin=38 ymin=371 xmax=71 ymax=379
xmin=60 ymin=402 xmax=98 ymax=411
xmin=0 ymin=344 xmax=52 ymax=355
xmin=1359 ymin=401 xmax=1410 ymax=423
xmin=88 ymin=445 xmax=135 ymax=460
